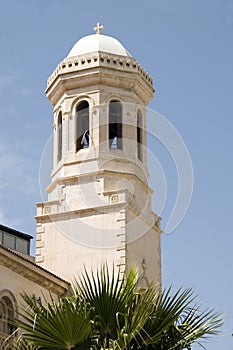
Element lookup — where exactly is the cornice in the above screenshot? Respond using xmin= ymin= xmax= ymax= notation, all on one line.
xmin=47 ymin=52 xmax=153 ymax=89
xmin=46 ymin=52 xmax=154 ymax=106
xmin=0 ymin=245 xmax=70 ymax=295
xmin=46 ymin=167 xmax=152 ymax=196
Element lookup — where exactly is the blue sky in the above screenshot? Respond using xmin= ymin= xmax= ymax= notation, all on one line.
xmin=0 ymin=0 xmax=232 ymax=348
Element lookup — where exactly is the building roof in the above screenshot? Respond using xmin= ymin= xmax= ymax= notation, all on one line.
xmin=0 ymin=224 xmax=33 ymax=241
xmin=0 ymin=245 xmax=70 ymax=295
xmin=67 ymin=34 xmax=131 ymax=58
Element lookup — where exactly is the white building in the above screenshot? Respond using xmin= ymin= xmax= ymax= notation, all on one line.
xmin=0 ymin=24 xmax=162 ymax=345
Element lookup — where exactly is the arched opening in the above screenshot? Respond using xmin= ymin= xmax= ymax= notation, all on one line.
xmin=109 ymin=100 xmax=122 ymax=149
xmin=0 ymin=296 xmax=15 ymax=335
xmin=137 ymin=110 xmax=143 ymax=161
xmin=76 ymin=101 xmax=89 ymax=152
xmin=57 ymin=111 xmax=62 ymax=162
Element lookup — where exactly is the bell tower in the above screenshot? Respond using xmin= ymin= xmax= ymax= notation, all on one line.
xmin=35 ymin=24 xmax=162 ymax=285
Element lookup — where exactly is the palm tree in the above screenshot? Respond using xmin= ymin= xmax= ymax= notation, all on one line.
xmin=12 ymin=265 xmax=223 ymax=350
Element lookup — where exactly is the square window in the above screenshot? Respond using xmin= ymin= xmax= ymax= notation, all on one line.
xmin=3 ymin=233 xmax=16 ymax=250
xmin=16 ymin=238 xmax=29 ymax=255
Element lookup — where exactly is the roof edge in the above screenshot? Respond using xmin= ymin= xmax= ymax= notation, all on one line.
xmin=0 ymin=224 xmax=33 ymax=240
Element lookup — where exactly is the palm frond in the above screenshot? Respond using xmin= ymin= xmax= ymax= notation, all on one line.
xmin=73 ymin=264 xmax=139 ymax=346
xmin=144 ymin=288 xmax=224 ymax=350
xmin=6 ymin=336 xmax=38 ymax=350
xmin=16 ymin=293 xmax=92 ymax=349
xmin=14 ymin=265 xmax=223 ymax=350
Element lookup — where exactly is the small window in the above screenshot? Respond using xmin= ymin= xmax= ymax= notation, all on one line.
xmin=109 ymin=101 xmax=122 ymax=149
xmin=16 ymin=238 xmax=29 ymax=255
xmin=3 ymin=232 xmax=16 ymax=250
xmin=76 ymin=101 xmax=89 ymax=152
xmin=137 ymin=110 xmax=143 ymax=161
xmin=0 ymin=296 xmax=15 ymax=335
xmin=57 ymin=111 xmax=62 ymax=162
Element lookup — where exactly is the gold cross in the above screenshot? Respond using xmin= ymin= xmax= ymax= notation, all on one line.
xmin=93 ymin=22 xmax=104 ymax=34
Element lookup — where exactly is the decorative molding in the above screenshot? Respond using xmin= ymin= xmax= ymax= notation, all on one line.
xmin=45 ymin=52 xmax=154 ymax=106
xmin=0 ymin=246 xmax=70 ymax=295
xmin=111 ymin=194 xmax=118 ymax=203
xmin=44 ymin=206 xmax=51 ymax=214
xmin=47 ymin=52 xmax=153 ymax=87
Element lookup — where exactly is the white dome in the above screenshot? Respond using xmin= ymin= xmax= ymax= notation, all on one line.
xmin=67 ymin=34 xmax=131 ymax=58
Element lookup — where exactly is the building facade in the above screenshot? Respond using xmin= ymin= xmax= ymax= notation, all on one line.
xmin=0 ymin=25 xmax=162 ymax=345
xmin=0 ymin=225 xmax=69 ymax=346
xmin=36 ymin=25 xmax=162 ymax=284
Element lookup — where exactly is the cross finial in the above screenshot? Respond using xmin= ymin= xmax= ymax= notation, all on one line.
xmin=94 ymin=22 xmax=104 ymax=35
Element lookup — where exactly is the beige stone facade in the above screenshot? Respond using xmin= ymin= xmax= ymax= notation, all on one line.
xmin=36 ymin=32 xmax=162 ymax=285
xmin=0 ymin=245 xmax=70 ymax=345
